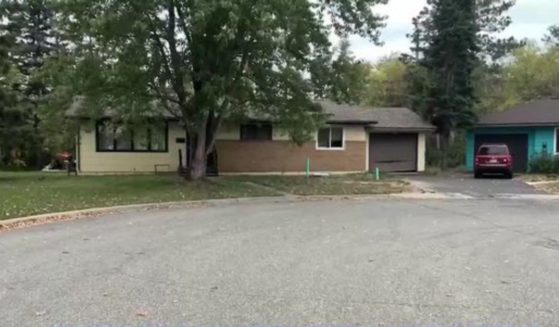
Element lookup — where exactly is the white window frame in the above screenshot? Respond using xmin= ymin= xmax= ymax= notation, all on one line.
xmin=555 ymin=127 xmax=559 ymax=155
xmin=316 ymin=127 xmax=345 ymax=151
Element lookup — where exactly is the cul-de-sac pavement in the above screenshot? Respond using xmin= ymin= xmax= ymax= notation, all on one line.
xmin=2 ymin=176 xmax=559 ymax=327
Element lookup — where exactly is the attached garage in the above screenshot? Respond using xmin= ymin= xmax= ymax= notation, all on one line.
xmin=467 ymin=98 xmax=559 ymax=173
xmin=473 ymin=134 xmax=529 ymax=173
xmin=369 ymin=133 xmax=419 ymax=172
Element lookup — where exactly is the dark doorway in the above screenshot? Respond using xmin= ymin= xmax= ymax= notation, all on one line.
xmin=474 ymin=134 xmax=529 ymax=173
xmin=206 ymin=148 xmax=219 ymax=176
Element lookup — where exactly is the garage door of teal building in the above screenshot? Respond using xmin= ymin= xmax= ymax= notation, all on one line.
xmin=466 ymin=127 xmax=556 ymax=172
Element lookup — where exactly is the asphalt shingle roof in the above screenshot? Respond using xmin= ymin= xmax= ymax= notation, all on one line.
xmin=477 ymin=98 xmax=559 ymax=127
xmin=67 ymin=97 xmax=434 ymax=131
xmin=319 ymin=101 xmax=435 ymax=131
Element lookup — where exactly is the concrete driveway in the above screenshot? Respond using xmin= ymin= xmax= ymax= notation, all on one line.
xmin=2 ymin=197 xmax=559 ymax=326
xmin=405 ymin=173 xmax=546 ymax=199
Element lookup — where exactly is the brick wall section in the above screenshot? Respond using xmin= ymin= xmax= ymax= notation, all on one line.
xmin=216 ymin=140 xmax=367 ymax=173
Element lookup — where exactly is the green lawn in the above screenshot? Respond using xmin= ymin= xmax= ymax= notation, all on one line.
xmin=0 ymin=172 xmax=276 ymax=220
xmin=0 ymin=172 xmax=410 ymax=220
xmin=231 ymin=174 xmax=411 ymax=196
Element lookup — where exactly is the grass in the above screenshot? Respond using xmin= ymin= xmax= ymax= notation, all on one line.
xmin=543 ymin=182 xmax=559 ymax=194
xmin=519 ymin=174 xmax=559 ymax=183
xmin=0 ymin=172 xmax=276 ymax=220
xmin=0 ymin=172 xmax=409 ymax=220
xmin=230 ymin=173 xmax=411 ymax=196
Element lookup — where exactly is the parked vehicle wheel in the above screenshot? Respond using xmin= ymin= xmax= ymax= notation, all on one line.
xmin=505 ymin=172 xmax=514 ymax=179
xmin=474 ymin=171 xmax=483 ymax=179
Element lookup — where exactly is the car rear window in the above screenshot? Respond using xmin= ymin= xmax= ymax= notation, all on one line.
xmin=478 ymin=146 xmax=509 ymax=155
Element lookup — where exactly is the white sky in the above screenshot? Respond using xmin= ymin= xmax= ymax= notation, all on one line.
xmin=350 ymin=0 xmax=559 ymax=62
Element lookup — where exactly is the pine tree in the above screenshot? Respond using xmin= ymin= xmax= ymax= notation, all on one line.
xmin=0 ymin=0 xmax=62 ymax=168
xmin=544 ymin=25 xmax=559 ymax=47
xmin=408 ymin=0 xmax=518 ymax=168
xmin=422 ymin=0 xmax=478 ymax=137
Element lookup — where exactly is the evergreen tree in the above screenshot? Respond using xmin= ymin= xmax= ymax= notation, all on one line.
xmin=408 ymin=0 xmax=518 ymax=167
xmin=0 ymin=0 xmax=62 ymax=168
xmin=544 ymin=25 xmax=559 ymax=47
xmin=0 ymin=33 xmax=32 ymax=166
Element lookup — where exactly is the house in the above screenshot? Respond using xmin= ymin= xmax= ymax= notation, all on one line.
xmin=466 ymin=98 xmax=559 ymax=173
xmin=71 ymin=101 xmax=434 ymax=175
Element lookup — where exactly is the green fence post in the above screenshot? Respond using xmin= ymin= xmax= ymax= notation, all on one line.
xmin=375 ymin=167 xmax=380 ymax=181
xmin=306 ymin=158 xmax=311 ymax=178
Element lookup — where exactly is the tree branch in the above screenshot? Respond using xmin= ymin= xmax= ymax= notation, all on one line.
xmin=161 ymin=0 xmax=192 ymax=121
xmin=175 ymin=1 xmax=193 ymax=48
xmin=144 ymin=13 xmax=174 ymax=85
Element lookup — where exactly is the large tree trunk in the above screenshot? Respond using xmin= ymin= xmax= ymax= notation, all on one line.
xmin=189 ymin=125 xmax=207 ymax=180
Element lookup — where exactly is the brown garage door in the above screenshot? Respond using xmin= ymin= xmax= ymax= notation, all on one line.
xmin=370 ymin=133 xmax=418 ymax=172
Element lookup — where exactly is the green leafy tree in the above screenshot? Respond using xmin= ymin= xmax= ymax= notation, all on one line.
xmin=329 ymin=39 xmax=372 ymax=104
xmin=61 ymin=0 xmax=387 ymax=179
xmin=473 ymin=39 xmax=559 ymax=115
xmin=472 ymin=62 xmax=508 ymax=114
xmin=365 ymin=55 xmax=409 ymax=107
xmin=501 ymin=45 xmax=559 ymax=105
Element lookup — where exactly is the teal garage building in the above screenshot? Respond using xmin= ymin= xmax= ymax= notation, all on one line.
xmin=467 ymin=98 xmax=559 ymax=172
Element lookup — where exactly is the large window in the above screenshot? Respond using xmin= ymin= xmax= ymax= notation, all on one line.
xmin=317 ymin=127 xmax=344 ymax=150
xmin=240 ymin=123 xmax=273 ymax=141
xmin=96 ymin=120 xmax=168 ymax=152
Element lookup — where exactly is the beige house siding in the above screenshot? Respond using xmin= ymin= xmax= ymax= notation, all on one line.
xmin=78 ymin=121 xmax=184 ymax=174
xmin=77 ymin=121 xmax=386 ymax=174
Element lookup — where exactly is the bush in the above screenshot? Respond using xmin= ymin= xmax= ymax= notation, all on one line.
xmin=426 ymin=133 xmax=466 ymax=169
xmin=529 ymin=154 xmax=559 ymax=174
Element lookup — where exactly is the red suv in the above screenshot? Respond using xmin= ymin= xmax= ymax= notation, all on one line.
xmin=475 ymin=144 xmax=513 ymax=179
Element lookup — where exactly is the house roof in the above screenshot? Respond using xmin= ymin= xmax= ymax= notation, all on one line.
xmin=67 ymin=97 xmax=434 ymax=131
xmin=319 ymin=101 xmax=435 ymax=131
xmin=67 ymin=96 xmax=178 ymax=119
xmin=477 ymin=98 xmax=559 ymax=127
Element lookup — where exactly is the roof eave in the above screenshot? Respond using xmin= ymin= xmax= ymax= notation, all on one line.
xmin=327 ymin=120 xmax=378 ymax=126
xmin=367 ymin=126 xmax=436 ymax=133
xmin=475 ymin=122 xmax=559 ymax=128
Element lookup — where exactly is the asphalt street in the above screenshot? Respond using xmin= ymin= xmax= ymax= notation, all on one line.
xmin=2 ymin=196 xmax=559 ymax=326
xmin=404 ymin=174 xmax=546 ymax=198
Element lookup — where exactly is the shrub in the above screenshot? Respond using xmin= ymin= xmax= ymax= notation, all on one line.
xmin=426 ymin=133 xmax=466 ymax=169
xmin=529 ymin=154 xmax=559 ymax=174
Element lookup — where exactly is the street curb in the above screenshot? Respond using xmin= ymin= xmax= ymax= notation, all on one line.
xmin=1 ymin=195 xmax=405 ymax=232
xmin=526 ymin=180 xmax=559 ymax=186
xmin=0 ymin=196 xmax=288 ymax=232
xmin=3 ymin=190 xmax=525 ymax=233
